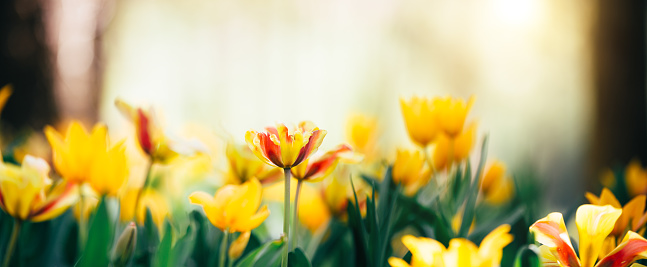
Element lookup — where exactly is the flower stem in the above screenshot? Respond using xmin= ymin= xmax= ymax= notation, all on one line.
xmin=79 ymin=187 xmax=87 ymax=249
xmin=219 ymin=230 xmax=229 ymax=267
xmin=292 ymin=179 xmax=304 ymax=250
xmin=134 ymin=160 xmax=154 ymax=221
xmin=282 ymin=168 xmax=291 ymax=267
xmin=3 ymin=219 xmax=21 ymax=267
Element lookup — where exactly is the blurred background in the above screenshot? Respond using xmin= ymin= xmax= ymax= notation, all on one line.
xmin=0 ymin=0 xmax=644 ymax=212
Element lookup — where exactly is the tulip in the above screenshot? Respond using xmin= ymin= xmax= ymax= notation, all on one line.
xmin=433 ymin=96 xmax=475 ymax=138
xmin=432 ymin=122 xmax=477 ymax=171
xmin=345 ymin=113 xmax=379 ymax=157
xmin=393 ymin=149 xmax=432 ymax=196
xmin=388 ymin=224 xmax=512 ymax=267
xmin=228 ymin=231 xmax=251 ymax=260
xmin=625 ymin=159 xmax=647 ymax=197
xmin=400 ymin=96 xmax=439 ymax=147
xmin=0 ymin=84 xmax=12 ymax=117
xmin=189 ymin=178 xmax=269 ymax=267
xmin=226 ymin=142 xmax=281 ymax=185
xmin=119 ymin=188 xmax=170 ymax=229
xmin=480 ymin=160 xmax=515 ymax=205
xmin=0 ymin=155 xmax=77 ymax=267
xmin=246 ymin=121 xmax=326 ymax=267
xmin=111 ymin=222 xmax=137 ymax=267
xmin=529 ymin=204 xmax=647 ymax=267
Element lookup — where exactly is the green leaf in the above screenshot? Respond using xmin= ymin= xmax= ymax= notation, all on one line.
xmin=288 ymin=248 xmax=311 ymax=267
xmin=459 ymin=135 xmax=489 ymax=237
xmin=171 ymin=224 xmax=195 ymax=266
xmin=235 ymin=239 xmax=285 ymax=267
xmin=153 ymin=220 xmax=173 ymax=267
xmin=134 ymin=208 xmax=160 ymax=266
xmin=79 ymin=196 xmax=113 ymax=267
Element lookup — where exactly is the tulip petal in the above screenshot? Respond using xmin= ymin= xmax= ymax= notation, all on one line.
xmin=576 ymin=204 xmax=622 ymax=267
xmin=401 ymin=235 xmax=445 ymax=267
xmin=388 ymin=257 xmax=411 ymax=267
xmin=478 ymin=224 xmax=513 ymax=265
xmin=293 ymin=129 xmax=326 ymax=167
xmin=596 ymin=231 xmax=647 ymax=267
xmin=231 ymin=205 xmax=270 ymax=233
xmin=529 ymin=212 xmax=580 ymax=267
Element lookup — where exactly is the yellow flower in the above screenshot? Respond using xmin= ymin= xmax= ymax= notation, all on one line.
xmin=119 ymin=188 xmax=170 ymax=228
xmin=433 ymin=96 xmax=475 ymax=138
xmin=229 ymin=231 xmax=251 ymax=260
xmin=0 ymin=84 xmax=13 ymax=116
xmin=189 ymin=178 xmax=270 ymax=233
xmin=0 ymin=155 xmax=77 ymax=222
xmin=480 ymin=160 xmax=515 ymax=205
xmin=292 ymin=144 xmax=361 ymax=182
xmin=346 ymin=113 xmax=378 ymax=156
xmin=400 ymin=97 xmax=439 ymax=147
xmin=245 ymin=121 xmax=327 ymax=169
xmin=388 ymin=224 xmax=513 ymax=267
xmin=393 ymin=149 xmax=432 ymax=196
xmin=44 ymin=121 xmax=108 ymax=184
xmin=625 ymin=159 xmax=647 ymax=197
xmin=528 ymin=204 xmax=647 ymax=267
xmin=263 ymin=177 xmax=331 ymax=232
xmin=432 ymin=122 xmax=477 ymax=171
xmin=45 ymin=121 xmax=128 ymax=196
xmin=115 ymin=99 xmax=179 ymax=163
xmin=226 ymin=142 xmax=281 ymax=185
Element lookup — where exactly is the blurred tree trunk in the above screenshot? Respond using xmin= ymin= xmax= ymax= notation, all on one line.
xmin=591 ymin=1 xmax=647 ymax=182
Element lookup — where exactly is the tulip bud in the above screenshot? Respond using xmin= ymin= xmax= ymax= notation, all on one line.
xmin=228 ymin=231 xmax=251 ymax=260
xmin=111 ymin=222 xmax=137 ymax=267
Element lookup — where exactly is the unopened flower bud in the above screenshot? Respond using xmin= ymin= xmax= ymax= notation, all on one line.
xmin=111 ymin=222 xmax=137 ymax=267
xmin=228 ymin=231 xmax=251 ymax=260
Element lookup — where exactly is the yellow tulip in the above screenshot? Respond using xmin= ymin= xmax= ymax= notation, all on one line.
xmin=115 ymin=99 xmax=178 ymax=163
xmin=433 ymin=96 xmax=475 ymax=138
xmin=528 ymin=204 xmax=647 ymax=267
xmin=263 ymin=177 xmax=331 ymax=232
xmin=625 ymin=159 xmax=647 ymax=197
xmin=45 ymin=121 xmax=128 ymax=197
xmin=345 ymin=113 xmax=379 ymax=156
xmin=189 ymin=178 xmax=269 ymax=233
xmin=226 ymin=142 xmax=281 ymax=185
xmin=245 ymin=121 xmax=326 ymax=169
xmin=388 ymin=224 xmax=512 ymax=267
xmin=44 ymin=121 xmax=108 ymax=184
xmin=393 ymin=149 xmax=432 ymax=196
xmin=0 ymin=155 xmax=77 ymax=222
xmin=432 ymin=122 xmax=477 ymax=171
xmin=480 ymin=160 xmax=515 ymax=205
xmin=119 ymin=188 xmax=170 ymax=228
xmin=229 ymin=231 xmax=251 ymax=260
xmin=400 ymin=97 xmax=439 ymax=147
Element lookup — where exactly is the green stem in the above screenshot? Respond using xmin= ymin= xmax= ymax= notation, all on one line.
xmin=79 ymin=187 xmax=87 ymax=249
xmin=2 ymin=219 xmax=21 ymax=267
xmin=219 ymin=230 xmax=229 ymax=267
xmin=282 ymin=168 xmax=291 ymax=267
xmin=134 ymin=160 xmax=154 ymax=222
xmin=292 ymin=179 xmax=304 ymax=250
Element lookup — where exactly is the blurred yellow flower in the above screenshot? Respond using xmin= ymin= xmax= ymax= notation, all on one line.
xmin=189 ymin=178 xmax=269 ymax=233
xmin=388 ymin=224 xmax=512 ymax=267
xmin=433 ymin=96 xmax=475 ymax=138
xmin=625 ymin=159 xmax=647 ymax=197
xmin=480 ymin=160 xmax=515 ymax=205
xmin=262 ymin=177 xmax=332 ymax=232
xmin=432 ymin=122 xmax=477 ymax=171
xmin=346 ymin=113 xmax=378 ymax=156
xmin=529 ymin=204 xmax=638 ymax=267
xmin=400 ymin=97 xmax=439 ymax=147
xmin=226 ymin=142 xmax=281 ymax=185
xmin=45 ymin=121 xmax=128 ymax=196
xmin=228 ymin=231 xmax=251 ymax=260
xmin=0 ymin=155 xmax=77 ymax=222
xmin=393 ymin=149 xmax=432 ymax=196
xmin=292 ymin=144 xmax=361 ymax=182
xmin=115 ymin=99 xmax=178 ymax=163
xmin=44 ymin=121 xmax=108 ymax=184
xmin=120 ymin=188 xmax=170 ymax=227
xmin=0 ymin=84 xmax=12 ymax=117
xmin=73 ymin=187 xmax=98 ymax=221
xmin=245 ymin=121 xmax=326 ymax=169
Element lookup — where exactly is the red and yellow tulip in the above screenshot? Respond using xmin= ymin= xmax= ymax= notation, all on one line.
xmin=0 ymin=155 xmax=77 ymax=222
xmin=245 ymin=122 xmax=326 ymax=169
xmin=388 ymin=224 xmax=512 ymax=267
xmin=529 ymin=204 xmax=647 ymax=267
xmin=291 ymin=144 xmax=361 ymax=182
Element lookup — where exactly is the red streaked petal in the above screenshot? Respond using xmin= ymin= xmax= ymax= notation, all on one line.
xmin=293 ymin=129 xmax=326 ymax=167
xmin=302 ymin=144 xmax=352 ymax=181
xmin=258 ymin=132 xmax=283 ymax=167
xmin=137 ymin=109 xmax=153 ymax=154
xmin=597 ymin=231 xmax=647 ymax=267
xmin=529 ymin=213 xmax=581 ymax=267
